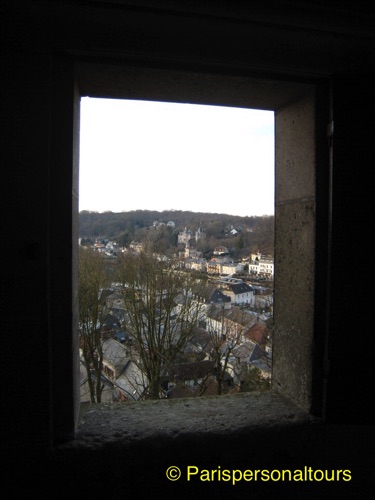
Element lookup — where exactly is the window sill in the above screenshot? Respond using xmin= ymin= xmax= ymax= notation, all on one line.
xmin=62 ymin=391 xmax=322 ymax=464
xmin=76 ymin=390 xmax=317 ymax=445
xmin=50 ymin=392 xmax=327 ymax=495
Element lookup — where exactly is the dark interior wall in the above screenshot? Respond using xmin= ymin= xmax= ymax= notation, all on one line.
xmin=49 ymin=58 xmax=79 ymax=443
xmin=3 ymin=51 xmax=53 ymax=451
xmin=324 ymin=76 xmax=374 ymax=425
xmin=2 ymin=1 xmax=375 ymax=497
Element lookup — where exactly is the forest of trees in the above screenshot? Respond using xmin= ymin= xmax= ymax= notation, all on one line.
xmin=79 ymin=210 xmax=274 ymax=259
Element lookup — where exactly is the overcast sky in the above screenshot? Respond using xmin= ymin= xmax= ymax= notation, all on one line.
xmin=79 ymin=97 xmax=275 ymax=217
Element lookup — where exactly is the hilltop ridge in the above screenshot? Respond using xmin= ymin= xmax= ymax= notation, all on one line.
xmin=79 ymin=209 xmax=274 ymax=258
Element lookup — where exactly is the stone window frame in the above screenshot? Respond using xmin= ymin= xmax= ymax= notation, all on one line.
xmin=49 ymin=59 xmax=329 ymax=445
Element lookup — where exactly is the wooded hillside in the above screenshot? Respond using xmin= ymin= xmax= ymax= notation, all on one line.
xmin=79 ymin=210 xmax=274 ymax=258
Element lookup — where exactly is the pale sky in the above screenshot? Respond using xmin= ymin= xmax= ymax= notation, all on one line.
xmin=79 ymin=97 xmax=275 ymax=217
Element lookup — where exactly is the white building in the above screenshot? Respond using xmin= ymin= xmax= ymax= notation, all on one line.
xmin=221 ymin=262 xmax=245 ymax=275
xmin=259 ymin=257 xmax=274 ymax=277
xmin=249 ymin=252 xmax=274 ymax=278
xmin=221 ymin=282 xmax=255 ymax=306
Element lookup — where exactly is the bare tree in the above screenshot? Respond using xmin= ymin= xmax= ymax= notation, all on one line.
xmin=205 ymin=306 xmax=247 ymax=395
xmin=79 ymin=247 xmax=111 ymax=403
xmin=115 ymin=250 xmax=206 ymax=399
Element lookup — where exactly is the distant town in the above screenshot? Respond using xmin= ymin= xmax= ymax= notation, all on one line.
xmin=79 ymin=216 xmax=274 ymax=404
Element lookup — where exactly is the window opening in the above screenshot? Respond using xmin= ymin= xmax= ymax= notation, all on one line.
xmin=78 ymin=97 xmax=275 ymax=404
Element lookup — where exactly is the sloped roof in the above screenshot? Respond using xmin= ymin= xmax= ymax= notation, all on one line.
xmin=114 ymin=362 xmax=146 ymax=400
xmin=99 ymin=288 xmax=114 ymax=301
xmin=207 ymin=306 xmax=259 ymax=329
xmin=168 ymin=376 xmax=219 ymax=398
xmin=227 ymin=282 xmax=254 ymax=294
xmin=197 ymin=285 xmax=231 ymax=304
xmin=232 ymin=341 xmax=257 ymax=361
xmin=210 ymin=288 xmax=231 ymax=303
xmin=103 ymin=313 xmax=121 ymax=330
xmin=188 ymin=326 xmax=212 ymax=349
xmin=102 ymin=337 xmax=129 ymax=375
xmin=232 ymin=342 xmax=264 ymax=364
xmin=244 ymin=322 xmax=269 ymax=345
xmin=249 ymin=344 xmax=264 ymax=362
